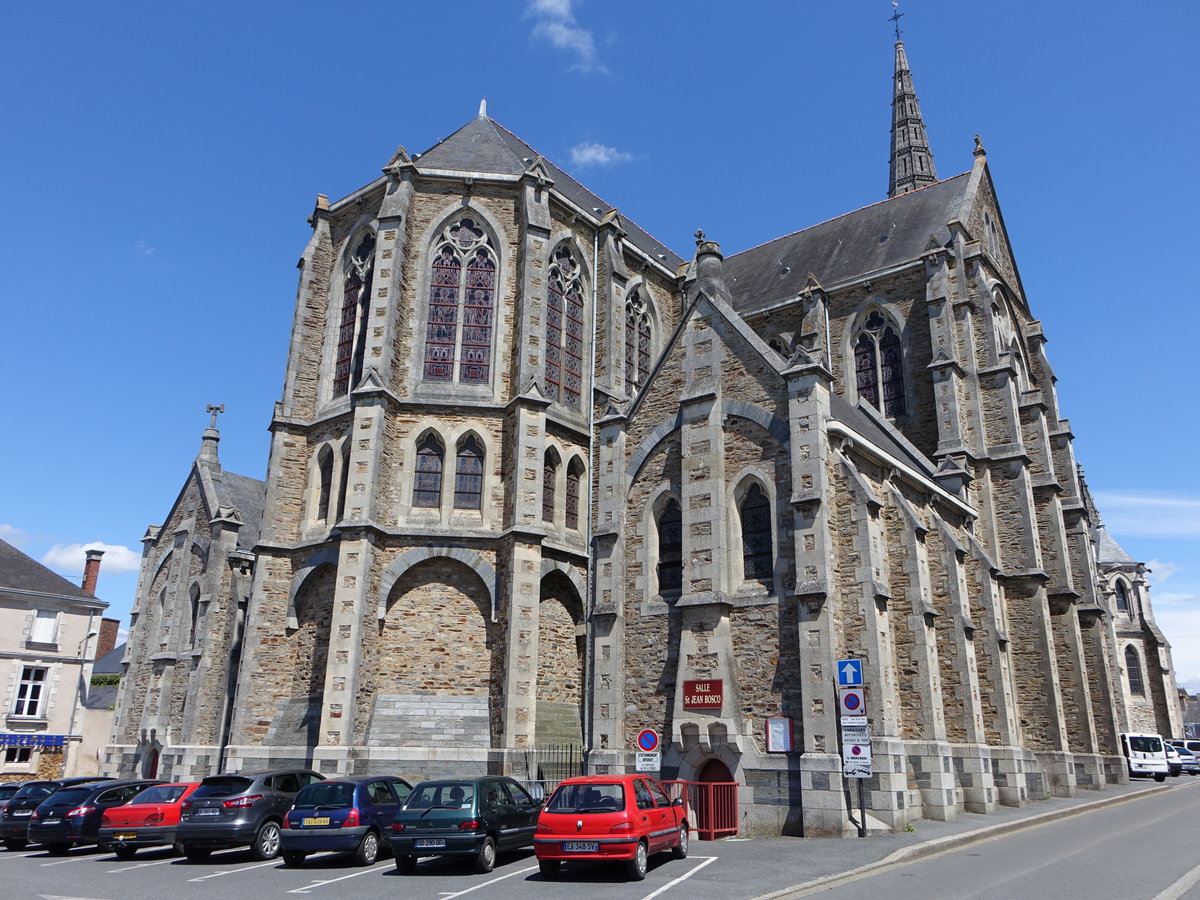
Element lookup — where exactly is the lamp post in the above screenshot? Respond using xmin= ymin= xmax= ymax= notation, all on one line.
xmin=64 ymin=629 xmax=98 ymax=777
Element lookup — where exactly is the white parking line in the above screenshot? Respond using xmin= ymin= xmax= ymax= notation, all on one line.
xmin=41 ymin=857 xmax=91 ymax=867
xmin=640 ymin=856 xmax=718 ymax=900
xmin=436 ymin=864 xmax=540 ymax=899
xmin=286 ymin=864 xmax=383 ymax=894
xmin=187 ymin=858 xmax=280 ymax=881
xmin=0 ymin=852 xmax=41 ymax=861
xmin=107 ymin=856 xmax=182 ymax=873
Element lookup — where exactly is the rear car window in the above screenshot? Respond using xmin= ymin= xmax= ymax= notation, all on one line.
xmin=404 ymin=782 xmax=475 ymax=809
xmin=294 ymin=782 xmax=355 ymax=809
xmin=13 ymin=783 xmax=55 ymax=800
xmin=0 ymin=785 xmax=20 ymax=800
xmin=43 ymin=788 xmax=93 ymax=806
xmin=1129 ymin=736 xmax=1162 ymax=753
xmin=192 ymin=777 xmax=254 ymax=798
xmin=129 ymin=784 xmax=188 ymax=805
xmin=547 ymin=782 xmax=624 ymax=813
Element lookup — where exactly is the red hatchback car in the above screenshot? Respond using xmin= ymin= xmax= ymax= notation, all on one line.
xmin=534 ymin=775 xmax=687 ymax=880
xmin=98 ymin=782 xmax=200 ymax=859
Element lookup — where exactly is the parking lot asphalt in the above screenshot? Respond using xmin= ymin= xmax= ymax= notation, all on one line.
xmin=0 ymin=777 xmax=1188 ymax=900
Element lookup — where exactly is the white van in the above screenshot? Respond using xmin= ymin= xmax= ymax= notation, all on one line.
xmin=1120 ymin=732 xmax=1169 ymax=781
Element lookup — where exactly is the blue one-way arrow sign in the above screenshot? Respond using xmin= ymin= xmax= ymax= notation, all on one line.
xmin=837 ymin=659 xmax=863 ymax=686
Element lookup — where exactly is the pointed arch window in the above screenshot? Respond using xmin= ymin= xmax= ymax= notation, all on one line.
xmin=424 ymin=219 xmax=496 ymax=385
xmin=546 ymin=245 xmax=585 ymax=409
xmin=854 ymin=310 xmax=906 ymax=416
xmin=656 ymin=500 xmax=683 ymax=596
xmin=317 ymin=447 xmax=334 ymax=521
xmin=413 ymin=434 xmax=444 ymax=508
xmin=740 ymin=483 xmax=773 ymax=584
xmin=1115 ymin=580 xmax=1131 ymax=615
xmin=336 ymin=446 xmax=351 ymax=521
xmin=1125 ymin=646 xmax=1145 ymax=696
xmin=565 ymin=458 xmax=584 ymax=530
xmin=542 ymin=451 xmax=558 ymax=523
xmin=188 ymin=584 xmax=201 ymax=647
xmin=454 ymin=435 xmax=485 ymax=510
xmin=625 ymin=290 xmax=652 ymax=395
xmin=335 ymin=231 xmax=376 ymax=396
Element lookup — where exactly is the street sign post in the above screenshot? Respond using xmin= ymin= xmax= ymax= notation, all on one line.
xmin=836 ymin=660 xmax=869 ymax=836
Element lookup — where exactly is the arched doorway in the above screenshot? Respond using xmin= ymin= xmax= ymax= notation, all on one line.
xmin=690 ymin=757 xmax=738 ymax=840
xmin=144 ymin=747 xmax=159 ymax=779
xmin=698 ymin=758 xmax=733 ymax=783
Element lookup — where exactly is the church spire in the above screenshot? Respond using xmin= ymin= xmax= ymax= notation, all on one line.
xmin=888 ymin=20 xmax=937 ymax=197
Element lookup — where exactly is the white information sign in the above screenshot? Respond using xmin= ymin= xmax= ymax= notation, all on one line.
xmin=635 ymin=751 xmax=661 ymax=772
xmin=842 ymin=740 xmax=873 ymax=778
xmin=841 ymin=723 xmax=870 ymax=743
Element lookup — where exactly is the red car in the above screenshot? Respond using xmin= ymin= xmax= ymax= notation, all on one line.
xmin=98 ymin=782 xmax=200 ymax=859
xmin=534 ymin=775 xmax=688 ymax=881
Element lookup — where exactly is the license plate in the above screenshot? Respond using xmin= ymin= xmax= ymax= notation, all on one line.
xmin=414 ymin=838 xmax=445 ymax=849
xmin=13 ymin=810 xmax=31 ymax=817
xmin=563 ymin=841 xmax=599 ymax=852
xmin=197 ymin=808 xmax=220 ymax=816
xmin=42 ymin=818 xmax=61 ymax=825
xmin=115 ymin=832 xmax=138 ymax=840
xmin=301 ymin=817 xmax=330 ymax=826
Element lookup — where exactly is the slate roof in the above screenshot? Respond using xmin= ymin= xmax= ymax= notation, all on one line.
xmin=209 ymin=469 xmax=266 ymax=552
xmin=1096 ymin=525 xmax=1136 ymax=565
xmin=83 ymin=683 xmax=119 ymax=711
xmin=723 ymin=173 xmax=972 ymax=315
xmin=416 ymin=116 xmax=685 ymax=270
xmin=0 ymin=538 xmax=96 ymax=600
xmin=92 ymin=642 xmax=126 ymax=676
xmin=828 ymin=393 xmax=937 ymax=480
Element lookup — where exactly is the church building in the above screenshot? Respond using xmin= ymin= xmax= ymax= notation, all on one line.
xmin=105 ymin=36 xmax=1180 ymax=836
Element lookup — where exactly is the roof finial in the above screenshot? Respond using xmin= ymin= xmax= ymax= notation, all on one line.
xmin=694 ymin=228 xmax=706 ymax=246
xmin=973 ymin=134 xmax=987 ymax=157
xmin=206 ymin=403 xmax=224 ymax=429
xmin=200 ymin=404 xmax=224 ymax=467
xmin=478 ymin=98 xmax=487 ymax=118
xmin=889 ymin=1 xmax=904 ymax=41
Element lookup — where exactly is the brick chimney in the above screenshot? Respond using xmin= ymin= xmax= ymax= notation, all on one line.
xmin=96 ymin=617 xmax=120 ymax=658
xmin=82 ymin=548 xmax=104 ymax=595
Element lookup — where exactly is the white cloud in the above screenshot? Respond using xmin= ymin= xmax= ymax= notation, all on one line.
xmin=527 ymin=0 xmax=606 ymax=73
xmin=42 ymin=542 xmax=142 ymax=576
xmin=134 ymin=239 xmax=155 ymax=255
xmin=1148 ymin=591 xmax=1200 ymax=687
xmin=1147 ymin=559 xmax=1182 ymax=583
xmin=0 ymin=524 xmax=29 ymax=547
xmin=570 ymin=141 xmax=633 ymax=167
xmin=1092 ymin=491 xmax=1200 ymax=538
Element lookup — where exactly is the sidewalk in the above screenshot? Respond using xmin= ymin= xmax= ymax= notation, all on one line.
xmin=738 ymin=777 xmax=1191 ymax=900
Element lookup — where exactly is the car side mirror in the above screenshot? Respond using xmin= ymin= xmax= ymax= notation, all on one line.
xmin=673 ymin=797 xmax=684 ymax=807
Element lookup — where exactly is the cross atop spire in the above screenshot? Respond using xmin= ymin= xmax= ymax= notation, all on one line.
xmin=206 ymin=403 xmax=225 ymax=429
xmin=889 ymin=1 xmax=903 ymax=41
xmin=887 ymin=18 xmax=937 ymax=198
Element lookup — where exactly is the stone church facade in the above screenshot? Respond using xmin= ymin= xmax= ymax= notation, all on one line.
xmin=106 ymin=39 xmax=1181 ymax=836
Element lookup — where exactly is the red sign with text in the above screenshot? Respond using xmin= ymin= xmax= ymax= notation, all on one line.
xmin=683 ymin=679 xmax=724 ymax=710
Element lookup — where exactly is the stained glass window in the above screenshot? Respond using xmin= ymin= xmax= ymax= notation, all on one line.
xmin=335 ymin=232 xmax=376 ymax=396
xmin=543 ymin=451 xmax=558 ymax=523
xmin=657 ymin=500 xmax=683 ymax=596
xmin=1115 ymin=581 xmax=1130 ymax=614
xmin=413 ymin=434 xmax=444 ymax=508
xmin=625 ymin=290 xmax=651 ymax=395
xmin=336 ymin=449 xmax=351 ymax=521
xmin=317 ymin=449 xmax=334 ymax=521
xmin=1125 ymin=646 xmax=1144 ymax=696
xmin=546 ymin=245 xmax=585 ymax=409
xmin=454 ymin=435 xmax=484 ymax=510
xmin=741 ymin=483 xmax=773 ymax=584
xmin=854 ymin=311 xmax=906 ymax=417
xmin=424 ymin=219 xmax=495 ymax=385
xmin=565 ymin=459 xmax=583 ymax=530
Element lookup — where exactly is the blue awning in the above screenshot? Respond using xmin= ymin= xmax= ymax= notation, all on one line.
xmin=0 ymin=734 xmax=65 ymax=747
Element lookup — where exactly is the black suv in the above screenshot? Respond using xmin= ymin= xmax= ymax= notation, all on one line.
xmin=0 ymin=777 xmax=114 ymax=850
xmin=177 ymin=769 xmax=323 ymax=861
xmin=27 ymin=779 xmax=162 ymax=854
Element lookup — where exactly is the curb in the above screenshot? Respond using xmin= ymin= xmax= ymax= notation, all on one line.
xmin=752 ymin=781 xmax=1184 ymax=900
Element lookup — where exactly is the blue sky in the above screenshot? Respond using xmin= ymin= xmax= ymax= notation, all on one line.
xmin=3 ymin=1 xmax=1198 ymax=686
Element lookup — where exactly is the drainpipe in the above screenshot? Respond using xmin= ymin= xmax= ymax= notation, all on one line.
xmin=582 ymin=226 xmax=600 ymax=771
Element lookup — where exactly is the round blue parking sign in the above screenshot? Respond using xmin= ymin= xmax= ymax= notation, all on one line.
xmin=636 ymin=729 xmax=659 ymax=752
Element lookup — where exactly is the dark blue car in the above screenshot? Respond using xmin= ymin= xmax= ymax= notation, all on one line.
xmin=280 ymin=776 xmax=411 ymax=867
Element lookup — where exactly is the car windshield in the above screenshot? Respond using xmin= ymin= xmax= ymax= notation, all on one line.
xmin=293 ymin=782 xmax=355 ymax=810
xmin=1129 ymin=737 xmax=1162 ymax=753
xmin=547 ymin=782 xmax=624 ymax=813
xmin=129 ymin=784 xmax=189 ymax=805
xmin=13 ymin=783 xmax=55 ymax=800
xmin=43 ymin=788 xmax=93 ymax=806
xmin=404 ymin=782 xmax=475 ymax=810
xmin=191 ymin=777 xmax=254 ymax=799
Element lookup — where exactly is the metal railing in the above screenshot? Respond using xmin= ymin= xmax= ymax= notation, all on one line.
xmin=661 ymin=779 xmax=739 ymax=840
xmin=521 ymin=744 xmax=588 ymax=801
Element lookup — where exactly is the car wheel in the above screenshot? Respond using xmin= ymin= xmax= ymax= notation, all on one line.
xmin=4 ymin=838 xmax=27 ymax=851
xmin=172 ymin=841 xmax=185 ymax=856
xmin=282 ymin=851 xmax=307 ymax=868
xmin=47 ymin=842 xmax=72 ymax=856
xmin=627 ymin=840 xmax=648 ymax=880
xmin=1154 ymin=773 xmax=1167 ymax=782
xmin=539 ymin=859 xmax=560 ymax=879
xmin=184 ymin=846 xmax=212 ymax=862
xmin=473 ymin=835 xmax=497 ymax=874
xmin=250 ymin=821 xmax=282 ymax=860
xmin=114 ymin=846 xmax=138 ymax=860
xmin=354 ymin=831 xmax=379 ymax=866
xmin=395 ymin=854 xmax=416 ymax=873
xmin=671 ymin=824 xmax=689 ymax=859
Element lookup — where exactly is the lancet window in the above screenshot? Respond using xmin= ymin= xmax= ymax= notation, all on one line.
xmin=1115 ymin=580 xmax=1131 ymax=615
xmin=854 ymin=310 xmax=906 ymax=416
xmin=424 ymin=219 xmax=496 ymax=386
xmin=565 ymin=459 xmax=583 ymax=530
xmin=454 ymin=435 xmax=485 ymax=510
xmin=1125 ymin=646 xmax=1145 ymax=696
xmin=546 ymin=245 xmax=585 ymax=409
xmin=413 ymin=434 xmax=444 ymax=508
xmin=542 ymin=450 xmax=558 ymax=523
xmin=625 ymin=290 xmax=652 ymax=395
xmin=334 ymin=231 xmax=376 ymax=396
xmin=656 ymin=499 xmax=683 ymax=596
xmin=317 ymin=448 xmax=334 ymax=521
xmin=740 ymin=483 xmax=773 ymax=585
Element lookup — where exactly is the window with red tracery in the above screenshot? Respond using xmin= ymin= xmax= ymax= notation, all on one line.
xmin=565 ymin=459 xmax=583 ymax=530
xmin=546 ymin=245 xmax=585 ymax=409
xmin=413 ymin=434 xmax=444 ymax=508
xmin=454 ymin=435 xmax=484 ymax=510
xmin=853 ymin=310 xmax=906 ymax=417
xmin=423 ymin=219 xmax=495 ymax=386
xmin=335 ymin=232 xmax=376 ymax=396
xmin=625 ymin=290 xmax=651 ymax=395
